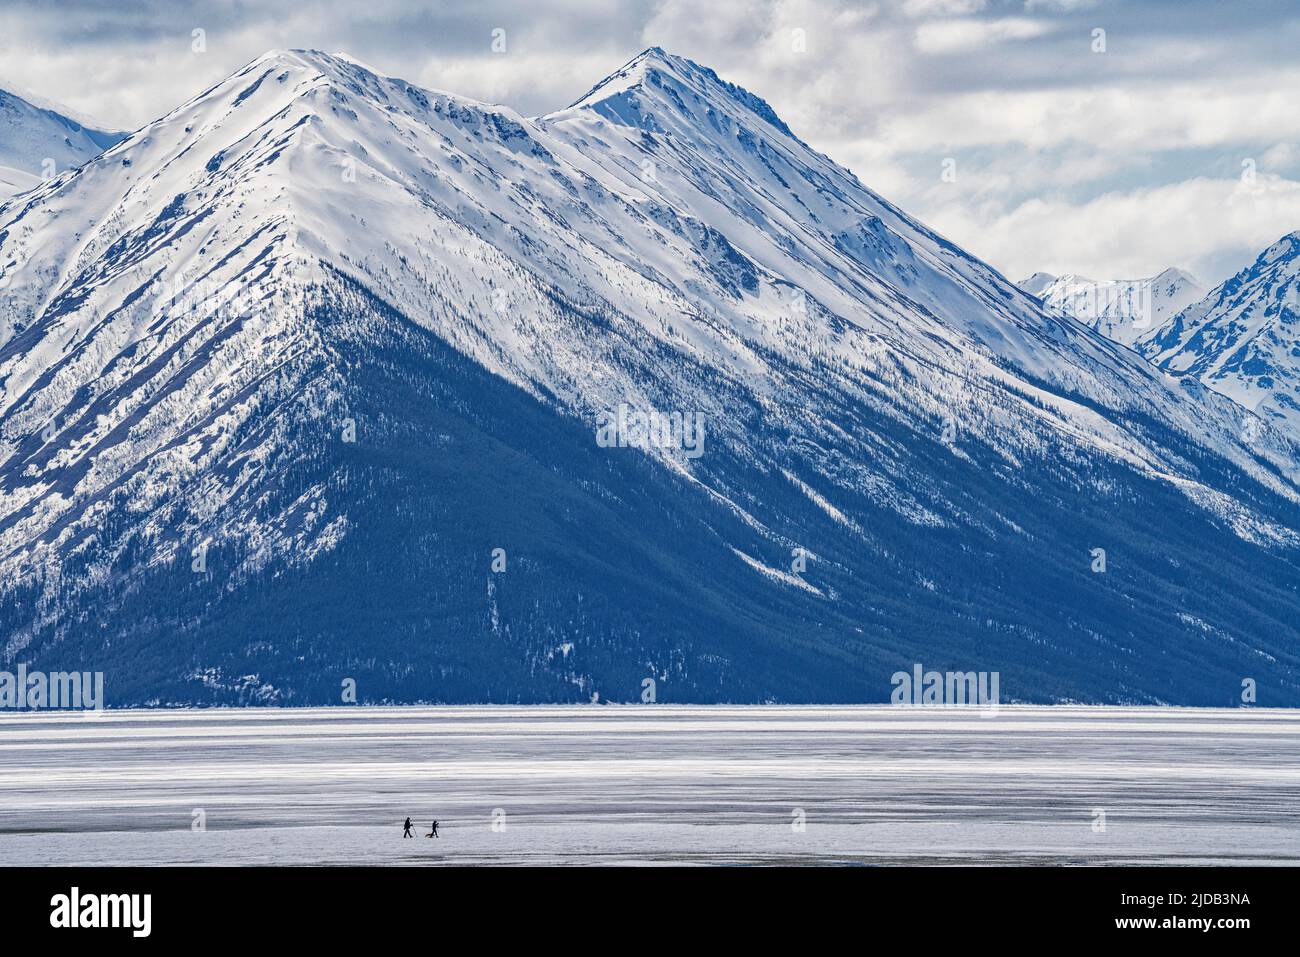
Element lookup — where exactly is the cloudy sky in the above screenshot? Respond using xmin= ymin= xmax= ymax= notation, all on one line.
xmin=3 ymin=0 xmax=1299 ymax=285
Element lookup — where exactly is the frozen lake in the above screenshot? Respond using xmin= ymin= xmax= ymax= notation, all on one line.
xmin=1 ymin=705 xmax=1297 ymax=865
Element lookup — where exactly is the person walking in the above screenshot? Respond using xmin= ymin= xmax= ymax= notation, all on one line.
xmin=428 ymin=820 xmax=439 ymax=838
xmin=403 ymin=817 xmax=414 ymax=838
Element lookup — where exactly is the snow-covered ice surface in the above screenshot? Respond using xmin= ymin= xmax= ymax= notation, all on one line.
xmin=1 ymin=704 xmax=1297 ymax=866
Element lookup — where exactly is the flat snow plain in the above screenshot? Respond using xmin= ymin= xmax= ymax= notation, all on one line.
xmin=1 ymin=705 xmax=1297 ymax=865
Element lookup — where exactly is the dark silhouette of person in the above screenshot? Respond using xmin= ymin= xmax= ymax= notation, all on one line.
xmin=430 ymin=820 xmax=439 ymax=838
xmin=403 ymin=817 xmax=413 ymax=838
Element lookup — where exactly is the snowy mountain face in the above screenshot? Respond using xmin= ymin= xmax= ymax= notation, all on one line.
xmin=1140 ymin=233 xmax=1300 ymax=441
xmin=0 ymin=87 xmax=123 ymax=197
xmin=2 ymin=49 xmax=1299 ymax=705
xmin=1019 ymin=268 xmax=1205 ymax=346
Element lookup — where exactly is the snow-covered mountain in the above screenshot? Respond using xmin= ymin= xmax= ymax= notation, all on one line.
xmin=1019 ymin=268 xmax=1205 ymax=346
xmin=1140 ymin=232 xmax=1300 ymax=439
xmin=0 ymin=85 xmax=123 ymax=197
xmin=2 ymin=49 xmax=1298 ymax=705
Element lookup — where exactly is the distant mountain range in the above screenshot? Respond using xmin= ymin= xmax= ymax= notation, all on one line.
xmin=1138 ymin=232 xmax=1300 ymax=440
xmin=1022 ymin=236 xmax=1300 ymax=443
xmin=2 ymin=49 xmax=1298 ymax=706
xmin=0 ymin=85 xmax=123 ymax=197
xmin=1019 ymin=268 xmax=1205 ymax=346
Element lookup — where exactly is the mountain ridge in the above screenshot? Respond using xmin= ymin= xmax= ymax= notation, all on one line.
xmin=1 ymin=49 xmax=1298 ymax=705
xmin=1018 ymin=267 xmax=1206 ymax=347
xmin=1139 ymin=230 xmax=1300 ymax=440
xmin=0 ymin=84 xmax=123 ymax=197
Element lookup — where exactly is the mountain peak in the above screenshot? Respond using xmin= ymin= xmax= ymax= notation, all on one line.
xmin=1152 ymin=266 xmax=1199 ymax=285
xmin=1258 ymin=230 xmax=1300 ymax=267
xmin=253 ymin=48 xmax=389 ymax=78
xmin=232 ymin=48 xmax=408 ymax=93
xmin=1018 ymin=271 xmax=1058 ymax=296
xmin=551 ymin=47 xmax=794 ymax=138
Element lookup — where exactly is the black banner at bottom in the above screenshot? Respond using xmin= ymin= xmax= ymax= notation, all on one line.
xmin=1 ymin=865 xmax=1287 ymax=944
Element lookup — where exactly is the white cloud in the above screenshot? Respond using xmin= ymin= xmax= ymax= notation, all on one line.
xmin=1261 ymin=143 xmax=1300 ymax=172
xmin=918 ymin=175 xmax=1300 ymax=283
xmin=873 ymin=75 xmax=1300 ymax=154
xmin=417 ymin=51 xmax=621 ymax=109
xmin=902 ymin=0 xmax=988 ymax=16
xmin=1 ymin=0 xmax=1296 ymax=283
xmin=914 ymin=17 xmax=1056 ymax=54
xmin=1022 ymin=0 xmax=1098 ymax=11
